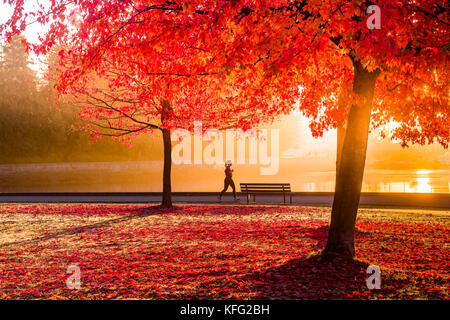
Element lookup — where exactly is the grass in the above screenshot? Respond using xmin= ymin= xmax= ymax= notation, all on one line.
xmin=0 ymin=203 xmax=448 ymax=300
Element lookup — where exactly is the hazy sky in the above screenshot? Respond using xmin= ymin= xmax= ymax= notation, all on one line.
xmin=0 ymin=0 xmax=51 ymax=74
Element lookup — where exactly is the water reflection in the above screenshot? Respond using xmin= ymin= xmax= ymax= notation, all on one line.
xmin=0 ymin=162 xmax=448 ymax=193
xmin=294 ymin=169 xmax=448 ymax=193
xmin=407 ymin=170 xmax=436 ymax=193
xmin=362 ymin=169 xmax=445 ymax=193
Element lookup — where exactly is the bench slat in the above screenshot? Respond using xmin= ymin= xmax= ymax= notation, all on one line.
xmin=240 ymin=183 xmax=290 ymax=186
xmin=241 ymin=190 xmax=291 ymax=192
xmin=241 ymin=190 xmax=292 ymax=193
xmin=241 ymin=186 xmax=290 ymax=189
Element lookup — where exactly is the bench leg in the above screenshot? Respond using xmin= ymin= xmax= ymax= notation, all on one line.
xmin=290 ymin=194 xmax=292 ymax=204
xmin=283 ymin=193 xmax=286 ymax=204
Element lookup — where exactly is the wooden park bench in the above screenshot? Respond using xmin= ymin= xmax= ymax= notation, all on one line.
xmin=240 ymin=183 xmax=293 ymax=204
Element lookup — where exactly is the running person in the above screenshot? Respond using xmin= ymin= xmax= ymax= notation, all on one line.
xmin=218 ymin=160 xmax=239 ymax=201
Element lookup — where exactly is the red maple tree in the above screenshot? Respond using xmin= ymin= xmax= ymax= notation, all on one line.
xmin=3 ymin=1 xmax=292 ymax=208
xmin=3 ymin=0 xmax=448 ymax=255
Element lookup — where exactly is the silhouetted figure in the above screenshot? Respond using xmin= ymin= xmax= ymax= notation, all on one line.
xmin=219 ymin=160 xmax=239 ymax=201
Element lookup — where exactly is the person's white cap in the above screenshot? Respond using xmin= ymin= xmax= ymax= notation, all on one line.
xmin=225 ymin=160 xmax=233 ymax=165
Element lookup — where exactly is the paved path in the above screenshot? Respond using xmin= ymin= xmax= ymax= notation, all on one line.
xmin=0 ymin=192 xmax=449 ymax=209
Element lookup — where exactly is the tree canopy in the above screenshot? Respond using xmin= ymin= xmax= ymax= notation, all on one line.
xmin=2 ymin=0 xmax=448 ymax=146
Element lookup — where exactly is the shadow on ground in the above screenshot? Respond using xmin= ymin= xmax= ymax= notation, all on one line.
xmin=238 ymin=253 xmax=448 ymax=299
xmin=0 ymin=204 xmax=290 ymax=248
xmin=241 ymin=255 xmax=372 ymax=299
xmin=0 ymin=205 xmax=168 ymax=248
xmin=230 ymin=224 xmax=446 ymax=300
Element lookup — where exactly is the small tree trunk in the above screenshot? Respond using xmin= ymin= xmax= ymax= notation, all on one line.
xmin=160 ymin=100 xmax=173 ymax=209
xmin=324 ymin=61 xmax=379 ymax=257
xmin=161 ymin=127 xmax=173 ymax=208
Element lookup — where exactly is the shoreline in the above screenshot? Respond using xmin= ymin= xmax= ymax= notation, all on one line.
xmin=1 ymin=192 xmax=449 ymax=210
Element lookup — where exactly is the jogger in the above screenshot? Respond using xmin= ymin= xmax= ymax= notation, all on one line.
xmin=219 ymin=160 xmax=239 ymax=201
xmin=220 ymin=176 xmax=236 ymax=198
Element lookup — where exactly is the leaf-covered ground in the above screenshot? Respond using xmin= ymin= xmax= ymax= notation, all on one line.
xmin=0 ymin=204 xmax=448 ymax=300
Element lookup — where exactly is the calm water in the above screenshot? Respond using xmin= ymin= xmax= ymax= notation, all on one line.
xmin=0 ymin=161 xmax=448 ymax=193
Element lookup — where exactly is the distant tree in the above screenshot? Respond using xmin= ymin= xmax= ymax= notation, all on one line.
xmin=0 ymin=35 xmax=35 ymax=90
xmin=50 ymin=50 xmax=256 ymax=208
xmin=0 ymin=35 xmax=39 ymax=159
xmin=0 ymin=39 xmax=162 ymax=164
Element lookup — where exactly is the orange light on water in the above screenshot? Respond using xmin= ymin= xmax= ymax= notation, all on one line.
xmin=405 ymin=170 xmax=433 ymax=193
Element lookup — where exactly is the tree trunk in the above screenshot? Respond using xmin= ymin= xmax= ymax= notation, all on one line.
xmin=160 ymin=100 xmax=173 ymax=209
xmin=161 ymin=127 xmax=173 ymax=208
xmin=336 ymin=122 xmax=345 ymax=174
xmin=324 ymin=61 xmax=379 ymax=257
